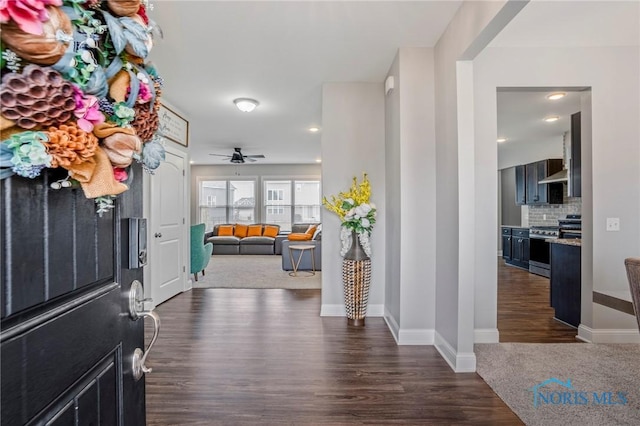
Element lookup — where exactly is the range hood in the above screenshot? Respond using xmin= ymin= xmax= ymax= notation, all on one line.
xmin=538 ymin=168 xmax=568 ymax=184
xmin=538 ymin=129 xmax=571 ymax=185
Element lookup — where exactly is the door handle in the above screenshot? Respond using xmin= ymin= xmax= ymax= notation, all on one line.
xmin=132 ymin=310 xmax=160 ymax=381
xmin=154 ymin=232 xmax=162 ymax=238
xmin=128 ymin=280 xmax=161 ymax=381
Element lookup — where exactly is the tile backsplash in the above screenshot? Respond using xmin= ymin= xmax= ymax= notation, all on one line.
xmin=527 ymin=186 xmax=581 ymax=226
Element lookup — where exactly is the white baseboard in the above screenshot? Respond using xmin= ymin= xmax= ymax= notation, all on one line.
xmin=399 ymin=328 xmax=434 ymax=345
xmin=320 ymin=304 xmax=384 ymax=317
xmin=384 ymin=308 xmax=400 ymax=344
xmin=577 ymin=325 xmax=592 ymax=342
xmin=320 ymin=304 xmax=344 ymax=316
xmin=578 ymin=325 xmax=640 ymax=343
xmin=474 ymin=328 xmax=499 ymax=343
xmin=383 ymin=308 xmax=434 ymax=345
xmin=497 ymin=250 xmax=503 ymax=257
xmin=434 ymin=332 xmax=477 ymax=373
xmin=368 ymin=304 xmax=384 ymax=316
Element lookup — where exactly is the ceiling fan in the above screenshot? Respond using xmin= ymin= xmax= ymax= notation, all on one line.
xmin=209 ymin=147 xmax=265 ymax=163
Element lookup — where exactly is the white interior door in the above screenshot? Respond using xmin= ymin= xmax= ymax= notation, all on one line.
xmin=150 ymin=148 xmax=186 ymax=305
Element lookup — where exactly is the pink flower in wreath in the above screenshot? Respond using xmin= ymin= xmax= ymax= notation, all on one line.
xmin=72 ymin=86 xmax=105 ymax=132
xmin=137 ymin=82 xmax=152 ymax=104
xmin=0 ymin=0 xmax=63 ymax=35
xmin=113 ymin=167 xmax=128 ymax=182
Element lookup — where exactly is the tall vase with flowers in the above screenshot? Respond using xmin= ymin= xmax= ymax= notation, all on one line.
xmin=323 ymin=173 xmax=376 ymax=326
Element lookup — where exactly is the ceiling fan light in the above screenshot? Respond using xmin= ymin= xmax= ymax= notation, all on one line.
xmin=233 ymin=98 xmax=259 ymax=112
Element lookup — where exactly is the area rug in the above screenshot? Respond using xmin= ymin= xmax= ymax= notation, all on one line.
xmin=475 ymin=343 xmax=640 ymax=425
xmin=192 ymin=255 xmax=321 ymax=289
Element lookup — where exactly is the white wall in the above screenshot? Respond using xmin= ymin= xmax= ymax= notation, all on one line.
xmin=384 ymin=48 xmax=437 ymax=344
xmin=473 ymin=46 xmax=640 ymax=342
xmin=433 ymin=0 xmax=525 ymax=371
xmin=321 ymin=83 xmax=386 ymax=317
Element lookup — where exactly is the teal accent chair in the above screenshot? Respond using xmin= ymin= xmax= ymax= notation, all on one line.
xmin=191 ymin=223 xmax=213 ymax=281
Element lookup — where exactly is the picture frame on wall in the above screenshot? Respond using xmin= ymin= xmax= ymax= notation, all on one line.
xmin=159 ymin=104 xmax=189 ymax=147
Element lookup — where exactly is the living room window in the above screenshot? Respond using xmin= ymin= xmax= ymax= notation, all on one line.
xmin=199 ymin=179 xmax=256 ymax=231
xmin=263 ymin=180 xmax=321 ymax=232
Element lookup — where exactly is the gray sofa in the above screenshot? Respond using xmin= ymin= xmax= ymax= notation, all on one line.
xmin=205 ymin=224 xmax=280 ymax=255
xmin=281 ymin=223 xmax=322 ymax=271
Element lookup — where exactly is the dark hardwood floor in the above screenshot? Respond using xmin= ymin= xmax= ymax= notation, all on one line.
xmin=498 ymin=259 xmax=579 ymax=343
xmin=145 ymin=289 xmax=522 ymax=425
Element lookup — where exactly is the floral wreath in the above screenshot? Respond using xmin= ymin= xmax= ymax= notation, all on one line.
xmin=0 ymin=0 xmax=166 ymax=215
xmin=322 ymin=173 xmax=377 ymax=257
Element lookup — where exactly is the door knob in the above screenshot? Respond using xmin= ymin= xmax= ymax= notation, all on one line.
xmin=154 ymin=232 xmax=162 ymax=238
xmin=128 ymin=280 xmax=161 ymax=381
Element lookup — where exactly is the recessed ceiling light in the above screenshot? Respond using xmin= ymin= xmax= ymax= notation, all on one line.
xmin=233 ymin=98 xmax=259 ymax=112
xmin=546 ymin=92 xmax=566 ymax=100
xmin=190 ymin=160 xmax=195 ymax=164
xmin=544 ymin=116 xmax=560 ymax=123
xmin=315 ymin=158 xmax=322 ymax=163
xmin=309 ymin=127 xmax=320 ymax=133
xmin=497 ymin=138 xmax=507 ymax=143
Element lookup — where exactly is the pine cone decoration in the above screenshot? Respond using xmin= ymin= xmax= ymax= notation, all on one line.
xmin=132 ymin=103 xmax=159 ymax=143
xmin=45 ymin=123 xmax=99 ymax=168
xmin=0 ymin=65 xmax=76 ymax=130
xmin=132 ymin=83 xmax=162 ymax=142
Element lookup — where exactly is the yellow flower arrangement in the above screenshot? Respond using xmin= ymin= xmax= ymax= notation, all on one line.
xmin=323 ymin=173 xmax=376 ymax=236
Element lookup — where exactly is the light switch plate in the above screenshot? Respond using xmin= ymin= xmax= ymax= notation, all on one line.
xmin=606 ymin=217 xmax=620 ymax=231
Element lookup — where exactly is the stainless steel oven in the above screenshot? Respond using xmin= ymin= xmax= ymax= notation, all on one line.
xmin=529 ymin=227 xmax=558 ymax=278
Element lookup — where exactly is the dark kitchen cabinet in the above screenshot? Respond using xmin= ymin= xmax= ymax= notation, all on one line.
xmin=515 ymin=165 xmax=526 ymax=206
xmin=525 ymin=159 xmax=563 ymax=205
xmin=550 ymin=242 xmax=581 ymax=327
xmin=501 ymin=227 xmax=512 ymax=261
xmin=570 ymin=112 xmax=581 ymax=197
xmin=510 ymin=228 xmax=529 ymax=269
xmin=502 ymin=227 xmax=528 ymax=270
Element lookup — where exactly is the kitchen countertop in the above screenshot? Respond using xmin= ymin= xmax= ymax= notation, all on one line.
xmin=501 ymin=225 xmax=529 ymax=229
xmin=547 ymin=238 xmax=581 ymax=247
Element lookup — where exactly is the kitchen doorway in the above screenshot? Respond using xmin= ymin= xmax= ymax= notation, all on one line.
xmin=496 ymin=87 xmax=591 ymax=343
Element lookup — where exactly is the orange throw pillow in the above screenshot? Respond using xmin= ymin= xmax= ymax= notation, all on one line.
xmin=234 ymin=224 xmax=248 ymax=238
xmin=218 ymin=225 xmax=233 ymax=236
xmin=247 ymin=225 xmax=263 ymax=237
xmin=263 ymin=225 xmax=279 ymax=238
xmin=288 ymin=233 xmax=312 ymax=241
xmin=305 ymin=225 xmax=317 ymax=236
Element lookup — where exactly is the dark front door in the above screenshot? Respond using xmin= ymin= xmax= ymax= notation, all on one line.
xmin=1 ymin=165 xmax=147 ymax=425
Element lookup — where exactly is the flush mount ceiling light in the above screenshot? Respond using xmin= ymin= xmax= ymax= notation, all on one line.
xmin=233 ymin=98 xmax=259 ymax=112
xmin=497 ymin=138 xmax=508 ymax=143
xmin=544 ymin=116 xmax=560 ymax=123
xmin=309 ymin=127 xmax=320 ymax=133
xmin=546 ymin=92 xmax=566 ymax=101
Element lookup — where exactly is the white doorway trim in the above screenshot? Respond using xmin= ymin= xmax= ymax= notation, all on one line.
xmin=143 ymin=144 xmax=190 ymax=308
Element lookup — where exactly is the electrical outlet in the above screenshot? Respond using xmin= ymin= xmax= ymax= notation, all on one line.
xmin=606 ymin=217 xmax=620 ymax=232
